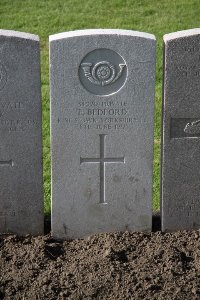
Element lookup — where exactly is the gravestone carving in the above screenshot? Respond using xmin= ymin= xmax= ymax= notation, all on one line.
xmin=50 ymin=29 xmax=156 ymax=239
xmin=0 ymin=30 xmax=43 ymax=235
xmin=162 ymin=29 xmax=200 ymax=231
xmin=80 ymin=134 xmax=125 ymax=204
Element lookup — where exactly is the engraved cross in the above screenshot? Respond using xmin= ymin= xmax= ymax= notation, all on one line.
xmin=0 ymin=160 xmax=13 ymax=167
xmin=80 ymin=134 xmax=125 ymax=204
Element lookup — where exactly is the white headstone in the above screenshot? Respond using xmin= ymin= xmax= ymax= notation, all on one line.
xmin=50 ymin=29 xmax=156 ymax=239
xmin=162 ymin=29 xmax=200 ymax=231
xmin=0 ymin=30 xmax=43 ymax=235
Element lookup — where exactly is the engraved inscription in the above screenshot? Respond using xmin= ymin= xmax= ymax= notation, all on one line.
xmin=0 ymin=211 xmax=15 ymax=217
xmin=170 ymin=118 xmax=200 ymax=138
xmin=78 ymin=100 xmax=127 ymax=107
xmin=174 ymin=44 xmax=200 ymax=78
xmin=0 ymin=98 xmax=38 ymax=132
xmin=0 ymin=102 xmax=24 ymax=117
xmin=0 ymin=119 xmax=39 ymax=132
xmin=79 ymin=49 xmax=127 ymax=96
xmin=0 ymin=64 xmax=7 ymax=90
xmin=184 ymin=46 xmax=200 ymax=53
xmin=57 ymin=100 xmax=135 ymax=131
xmin=77 ymin=108 xmax=128 ymax=116
xmin=175 ymin=64 xmax=200 ymax=78
xmin=167 ymin=203 xmax=200 ymax=218
xmin=80 ymin=134 xmax=125 ymax=204
xmin=0 ymin=210 xmax=30 ymax=217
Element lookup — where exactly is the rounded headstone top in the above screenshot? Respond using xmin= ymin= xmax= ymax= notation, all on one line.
xmin=164 ymin=28 xmax=200 ymax=43
xmin=0 ymin=29 xmax=39 ymax=41
xmin=49 ymin=29 xmax=155 ymax=42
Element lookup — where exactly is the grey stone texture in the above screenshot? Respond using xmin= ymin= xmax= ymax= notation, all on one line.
xmin=162 ymin=29 xmax=200 ymax=231
xmin=50 ymin=29 xmax=156 ymax=239
xmin=0 ymin=30 xmax=43 ymax=235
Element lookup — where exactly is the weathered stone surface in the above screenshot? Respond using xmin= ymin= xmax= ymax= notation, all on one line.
xmin=162 ymin=29 xmax=200 ymax=231
xmin=0 ymin=30 xmax=43 ymax=235
xmin=50 ymin=29 xmax=156 ymax=239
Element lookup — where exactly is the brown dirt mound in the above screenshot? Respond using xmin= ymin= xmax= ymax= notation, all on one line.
xmin=0 ymin=227 xmax=200 ymax=300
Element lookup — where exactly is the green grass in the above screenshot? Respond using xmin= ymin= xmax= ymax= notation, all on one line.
xmin=1 ymin=0 xmax=200 ymax=214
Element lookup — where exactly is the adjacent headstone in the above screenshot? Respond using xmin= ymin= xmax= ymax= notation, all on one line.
xmin=0 ymin=30 xmax=43 ymax=235
xmin=50 ymin=29 xmax=156 ymax=239
xmin=162 ymin=29 xmax=200 ymax=231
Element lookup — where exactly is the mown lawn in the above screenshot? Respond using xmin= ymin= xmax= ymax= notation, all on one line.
xmin=0 ymin=0 xmax=200 ymax=214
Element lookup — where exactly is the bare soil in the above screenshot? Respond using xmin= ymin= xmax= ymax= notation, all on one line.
xmin=0 ymin=217 xmax=200 ymax=300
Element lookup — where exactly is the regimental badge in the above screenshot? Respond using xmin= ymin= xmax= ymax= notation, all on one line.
xmin=81 ymin=61 xmax=126 ymax=86
xmin=79 ymin=48 xmax=127 ymax=96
